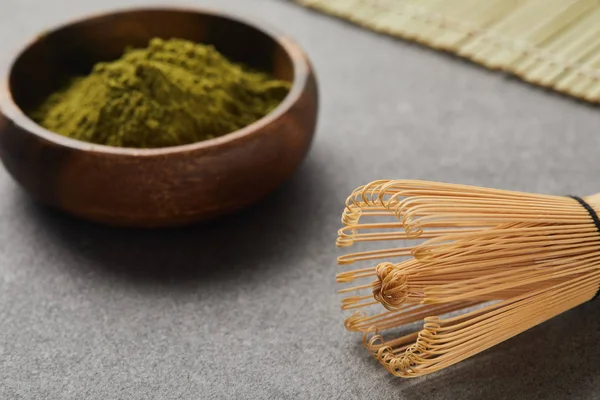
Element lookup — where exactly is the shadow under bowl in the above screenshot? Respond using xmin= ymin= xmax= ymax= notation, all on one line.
xmin=0 ymin=6 xmax=318 ymax=227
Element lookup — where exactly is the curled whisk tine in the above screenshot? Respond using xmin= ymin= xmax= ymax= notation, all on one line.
xmin=341 ymin=204 xmax=362 ymax=226
xmin=336 ymin=268 xmax=376 ymax=283
xmin=342 ymin=186 xmax=370 ymax=226
xmin=360 ymin=180 xmax=391 ymax=206
xmin=362 ymin=327 xmax=381 ymax=347
xmin=343 ymin=297 xmax=380 ymax=310
xmin=342 ymin=181 xmax=394 ymax=226
xmin=394 ymin=347 xmax=427 ymax=377
xmin=346 ymin=185 xmax=367 ymax=208
xmin=385 ymin=192 xmax=407 ymax=217
xmin=341 ymin=296 xmax=366 ymax=310
xmin=336 ymin=272 xmax=357 ymax=283
xmin=373 ymin=180 xmax=404 ymax=207
xmin=344 ymin=311 xmax=368 ymax=332
xmin=336 ymin=226 xmax=358 ymax=247
xmin=422 ymin=316 xmax=441 ymax=332
xmin=364 ymin=331 xmax=385 ymax=357
xmin=401 ymin=205 xmax=424 ymax=237
xmin=395 ymin=194 xmax=418 ymax=213
xmin=377 ymin=346 xmax=397 ymax=368
xmin=403 ymin=221 xmax=423 ymax=239
xmin=379 ymin=340 xmax=427 ymax=377
xmin=385 ymin=195 xmax=425 ymax=238
xmin=360 ymin=182 xmax=378 ymax=206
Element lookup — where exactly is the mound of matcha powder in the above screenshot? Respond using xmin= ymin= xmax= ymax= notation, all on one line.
xmin=30 ymin=38 xmax=291 ymax=148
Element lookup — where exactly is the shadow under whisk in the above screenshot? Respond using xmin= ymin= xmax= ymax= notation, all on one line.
xmin=336 ymin=179 xmax=600 ymax=378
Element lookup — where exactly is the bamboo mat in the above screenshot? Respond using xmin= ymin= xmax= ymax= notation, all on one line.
xmin=297 ymin=0 xmax=600 ymax=103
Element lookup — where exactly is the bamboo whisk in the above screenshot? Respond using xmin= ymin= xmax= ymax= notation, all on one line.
xmin=337 ymin=180 xmax=600 ymax=378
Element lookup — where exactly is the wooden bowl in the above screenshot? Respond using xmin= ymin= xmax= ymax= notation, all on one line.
xmin=0 ymin=7 xmax=318 ymax=227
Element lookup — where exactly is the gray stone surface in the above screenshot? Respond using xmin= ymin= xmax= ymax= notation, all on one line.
xmin=2 ymin=0 xmax=600 ymax=398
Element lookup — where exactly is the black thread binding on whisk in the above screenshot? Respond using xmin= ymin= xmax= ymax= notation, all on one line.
xmin=570 ymin=196 xmax=600 ymax=300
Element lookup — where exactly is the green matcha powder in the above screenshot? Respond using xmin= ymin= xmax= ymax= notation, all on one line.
xmin=31 ymin=38 xmax=291 ymax=148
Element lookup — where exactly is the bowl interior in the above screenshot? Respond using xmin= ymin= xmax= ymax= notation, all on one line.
xmin=9 ymin=8 xmax=295 ymax=117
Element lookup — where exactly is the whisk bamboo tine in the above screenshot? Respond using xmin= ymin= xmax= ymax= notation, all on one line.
xmin=371 ymin=273 xmax=599 ymax=377
xmin=336 ymin=180 xmax=600 ymax=377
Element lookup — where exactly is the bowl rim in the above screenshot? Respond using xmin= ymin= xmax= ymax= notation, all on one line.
xmin=0 ymin=5 xmax=312 ymax=156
